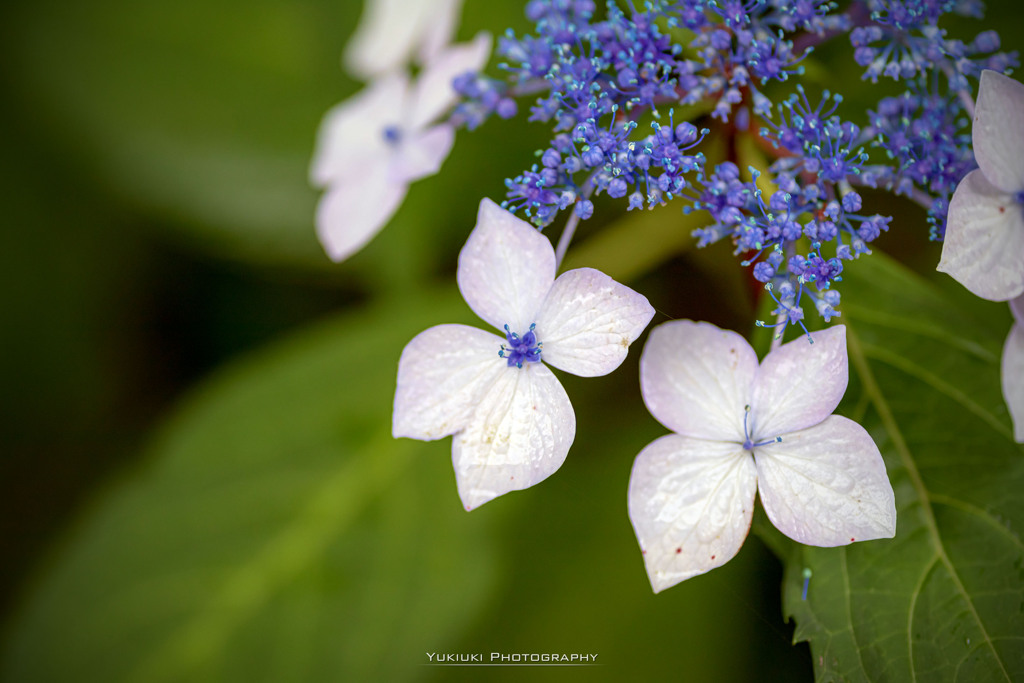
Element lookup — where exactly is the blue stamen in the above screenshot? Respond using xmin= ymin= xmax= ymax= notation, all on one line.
xmin=742 ymin=404 xmax=782 ymax=451
xmin=499 ymin=323 xmax=543 ymax=369
xmin=382 ymin=126 xmax=402 ymax=145
xmin=743 ymin=404 xmax=753 ymax=449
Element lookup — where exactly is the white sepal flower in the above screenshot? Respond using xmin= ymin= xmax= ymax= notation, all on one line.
xmin=310 ymin=34 xmax=490 ymax=262
xmin=938 ymin=70 xmax=1024 ymax=301
xmin=394 ymin=198 xmax=655 ymax=510
xmin=344 ymin=0 xmax=463 ymax=80
xmin=628 ymin=321 xmax=896 ymax=593
xmin=1003 ymin=294 xmax=1024 ymax=443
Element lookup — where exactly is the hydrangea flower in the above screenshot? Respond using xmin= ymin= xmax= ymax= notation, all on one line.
xmin=393 ymin=198 xmax=655 ymax=510
xmin=343 ymin=0 xmax=463 ymax=79
xmin=938 ymin=70 xmax=1024 ymax=301
xmin=627 ymin=321 xmax=896 ymax=592
xmin=1004 ymin=295 xmax=1024 ymax=443
xmin=310 ymin=34 xmax=490 ymax=262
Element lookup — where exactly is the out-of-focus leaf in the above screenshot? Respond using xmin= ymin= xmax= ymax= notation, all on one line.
xmin=766 ymin=253 xmax=1024 ymax=682
xmin=1 ymin=291 xmax=502 ymax=683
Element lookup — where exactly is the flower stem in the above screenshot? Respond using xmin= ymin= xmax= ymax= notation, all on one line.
xmin=554 ymin=210 xmax=581 ymax=269
xmin=769 ymin=309 xmax=788 ymax=351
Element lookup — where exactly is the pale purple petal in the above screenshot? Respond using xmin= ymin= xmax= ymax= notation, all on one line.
xmin=533 ymin=268 xmax=655 ymax=377
xmin=628 ymin=435 xmax=757 ymax=593
xmin=1002 ymin=321 xmax=1024 ymax=443
xmin=393 ymin=324 xmax=505 ymax=441
xmin=315 ymin=164 xmax=408 ymax=262
xmin=309 ymin=74 xmax=409 ymax=187
xmin=452 ymin=363 xmax=575 ymax=510
xmin=639 ymin=320 xmax=756 ymax=442
xmin=343 ymin=0 xmax=444 ymax=79
xmin=754 ymin=415 xmax=896 ymax=546
xmin=750 ymin=325 xmax=848 ymax=439
xmin=973 ymin=70 xmax=1024 ymax=194
xmin=937 ymin=169 xmax=1024 ymax=301
xmin=457 ymin=198 xmax=556 ymax=334
xmin=410 ymin=32 xmax=491 ymax=130
xmin=390 ymin=124 xmax=454 ymax=183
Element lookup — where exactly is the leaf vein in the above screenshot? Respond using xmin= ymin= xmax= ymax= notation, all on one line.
xmin=858 ymin=341 xmax=1014 ymax=443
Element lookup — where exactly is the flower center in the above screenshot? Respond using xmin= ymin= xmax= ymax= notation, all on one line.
xmin=382 ymin=125 xmax=403 ymax=146
xmin=499 ymin=324 xmax=542 ymax=369
xmin=742 ymin=404 xmax=782 ymax=451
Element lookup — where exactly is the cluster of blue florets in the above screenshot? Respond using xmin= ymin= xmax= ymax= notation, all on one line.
xmin=450 ymin=0 xmax=1018 ymax=332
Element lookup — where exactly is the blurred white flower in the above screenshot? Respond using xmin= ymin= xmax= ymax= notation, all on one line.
xmin=628 ymin=321 xmax=896 ymax=593
xmin=310 ymin=34 xmax=490 ymax=262
xmin=393 ymin=198 xmax=655 ymax=510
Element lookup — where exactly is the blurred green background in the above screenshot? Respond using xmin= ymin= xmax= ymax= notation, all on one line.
xmin=1 ymin=0 xmax=1020 ymax=680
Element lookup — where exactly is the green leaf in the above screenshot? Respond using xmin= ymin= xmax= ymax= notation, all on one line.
xmin=1 ymin=291 xmax=502 ymax=683
xmin=774 ymin=253 xmax=1024 ymax=682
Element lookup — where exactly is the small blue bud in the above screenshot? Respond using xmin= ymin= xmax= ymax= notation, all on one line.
xmin=607 ymin=178 xmax=628 ymax=198
xmin=575 ymin=200 xmax=594 ymax=219
xmin=496 ymin=98 xmax=518 ymax=119
xmin=753 ymin=262 xmax=775 ymax=282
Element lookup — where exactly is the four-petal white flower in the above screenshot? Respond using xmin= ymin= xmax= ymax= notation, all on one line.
xmin=938 ymin=69 xmax=1024 ymax=301
xmin=310 ymin=34 xmax=490 ymax=262
xmin=1004 ymin=295 xmax=1024 ymax=443
xmin=344 ymin=0 xmax=463 ymax=80
xmin=628 ymin=321 xmax=896 ymax=593
xmin=393 ymin=198 xmax=655 ymax=510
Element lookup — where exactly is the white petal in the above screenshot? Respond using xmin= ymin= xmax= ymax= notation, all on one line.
xmin=315 ymin=163 xmax=407 ymax=262
xmin=937 ymin=169 xmax=1024 ymax=301
xmin=457 ymin=198 xmax=556 ymax=334
xmin=452 ymin=362 xmax=575 ymax=510
xmin=309 ymin=74 xmax=409 ymax=187
xmin=415 ymin=0 xmax=463 ymax=66
xmin=1002 ymin=322 xmax=1024 ymax=443
xmin=393 ymin=324 xmax=506 ymax=441
xmin=754 ymin=415 xmax=896 ymax=546
xmin=973 ymin=70 xmax=1024 ymax=194
xmin=410 ymin=32 xmax=492 ymax=129
xmin=391 ymin=124 xmax=455 ymax=183
xmin=750 ymin=325 xmax=848 ymax=439
xmin=639 ymin=320 xmax=756 ymax=441
xmin=343 ymin=0 xmax=456 ymax=79
xmin=533 ymin=268 xmax=655 ymax=377
xmin=628 ymin=435 xmax=757 ymax=593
